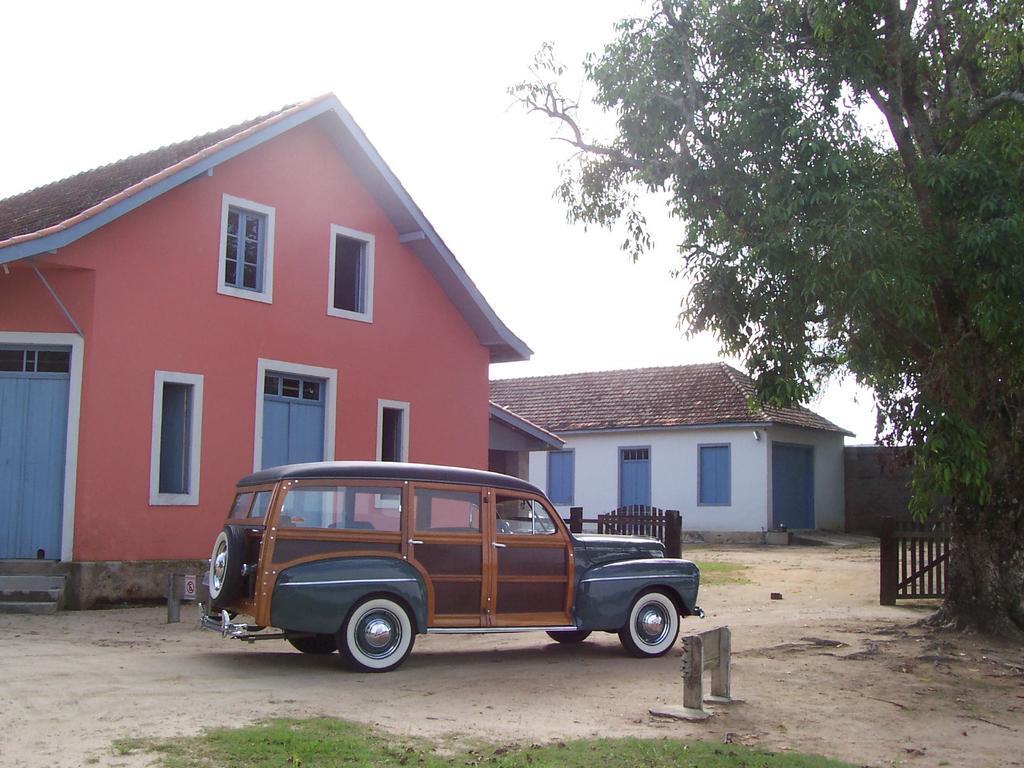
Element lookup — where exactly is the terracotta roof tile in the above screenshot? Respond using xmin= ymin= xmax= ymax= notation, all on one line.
xmin=489 ymin=363 xmax=851 ymax=435
xmin=0 ymin=104 xmax=300 ymax=243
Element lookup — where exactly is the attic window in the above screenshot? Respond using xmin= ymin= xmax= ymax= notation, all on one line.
xmin=328 ymin=224 xmax=374 ymax=322
xmin=218 ymin=195 xmax=275 ymax=304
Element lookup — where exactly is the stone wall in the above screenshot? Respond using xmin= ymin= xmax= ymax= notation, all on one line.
xmin=843 ymin=446 xmax=914 ymax=534
xmin=65 ymin=559 xmax=210 ymax=609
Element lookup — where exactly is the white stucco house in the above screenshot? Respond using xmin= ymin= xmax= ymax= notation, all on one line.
xmin=490 ymin=364 xmax=852 ymax=533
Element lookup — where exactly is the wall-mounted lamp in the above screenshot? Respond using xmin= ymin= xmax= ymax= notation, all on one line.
xmin=752 ymin=430 xmax=761 ymax=441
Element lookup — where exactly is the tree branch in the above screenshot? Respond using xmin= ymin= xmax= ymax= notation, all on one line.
xmin=943 ymin=91 xmax=1024 ymax=154
xmin=519 ymin=83 xmax=643 ymax=170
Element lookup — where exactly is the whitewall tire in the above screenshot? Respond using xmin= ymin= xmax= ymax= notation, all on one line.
xmin=618 ymin=591 xmax=680 ymax=658
xmin=338 ymin=597 xmax=415 ymax=672
xmin=208 ymin=528 xmax=244 ymax=607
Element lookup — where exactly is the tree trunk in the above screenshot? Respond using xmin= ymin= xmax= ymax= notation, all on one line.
xmin=934 ymin=488 xmax=1024 ymax=640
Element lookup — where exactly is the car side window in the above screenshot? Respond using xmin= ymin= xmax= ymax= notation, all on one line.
xmin=495 ymin=496 xmax=557 ymax=535
xmin=414 ymin=489 xmax=481 ymax=532
xmin=248 ymin=490 xmax=272 ymax=519
xmin=278 ymin=485 xmax=401 ymax=531
xmin=227 ymin=492 xmax=254 ymax=518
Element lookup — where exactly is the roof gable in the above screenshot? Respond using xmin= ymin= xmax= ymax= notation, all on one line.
xmin=488 ymin=401 xmax=564 ymax=450
xmin=489 ymin=363 xmax=852 ymax=435
xmin=0 ymin=95 xmax=529 ymax=363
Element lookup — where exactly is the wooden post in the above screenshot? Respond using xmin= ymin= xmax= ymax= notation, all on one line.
xmin=650 ymin=626 xmax=733 ymax=722
xmin=569 ymin=507 xmax=583 ymax=534
xmin=709 ymin=627 xmax=731 ymax=702
xmin=879 ymin=516 xmax=897 ymax=606
xmin=681 ymin=633 xmax=704 ymax=711
xmin=665 ymin=510 xmax=682 ymax=559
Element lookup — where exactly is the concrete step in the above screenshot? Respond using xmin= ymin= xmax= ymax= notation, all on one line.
xmin=0 ymin=575 xmax=67 ymax=591
xmin=791 ymin=531 xmax=878 ymax=547
xmin=0 ymin=600 xmax=59 ymax=615
xmin=0 ymin=560 xmax=70 ymax=576
xmin=0 ymin=588 xmax=63 ymax=602
xmin=0 ymin=574 xmax=67 ymax=612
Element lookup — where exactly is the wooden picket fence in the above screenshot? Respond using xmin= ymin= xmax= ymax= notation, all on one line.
xmin=568 ymin=505 xmax=682 ymax=559
xmin=879 ymin=516 xmax=951 ymax=605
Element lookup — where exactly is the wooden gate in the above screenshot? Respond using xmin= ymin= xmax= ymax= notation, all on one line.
xmin=568 ymin=505 xmax=682 ymax=559
xmin=879 ymin=516 xmax=951 ymax=605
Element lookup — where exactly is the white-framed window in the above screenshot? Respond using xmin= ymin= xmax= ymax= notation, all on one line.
xmin=149 ymin=371 xmax=204 ymax=506
xmin=376 ymin=399 xmax=409 ymax=462
xmin=218 ymin=194 xmax=275 ymax=303
xmin=327 ymin=223 xmax=374 ymax=322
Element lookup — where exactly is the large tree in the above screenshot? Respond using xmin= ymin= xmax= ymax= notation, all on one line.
xmin=514 ymin=0 xmax=1024 ymax=637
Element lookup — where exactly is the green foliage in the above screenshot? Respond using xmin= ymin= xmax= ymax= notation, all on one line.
xmin=511 ymin=0 xmax=1024 ymax=525
xmin=113 ymin=718 xmax=857 ymax=768
xmin=692 ymin=559 xmax=751 ymax=585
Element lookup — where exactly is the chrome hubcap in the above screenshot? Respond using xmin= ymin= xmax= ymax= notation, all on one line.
xmin=363 ymin=619 xmax=393 ymax=649
xmin=356 ymin=610 xmax=402 ymax=659
xmin=636 ymin=604 xmax=670 ymax=645
xmin=212 ymin=544 xmax=228 ymax=592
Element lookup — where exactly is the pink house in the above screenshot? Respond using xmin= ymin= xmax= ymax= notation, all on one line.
xmin=0 ymin=95 xmax=530 ymax=604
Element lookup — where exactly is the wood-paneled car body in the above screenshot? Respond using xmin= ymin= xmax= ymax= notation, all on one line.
xmin=200 ymin=462 xmax=702 ymax=671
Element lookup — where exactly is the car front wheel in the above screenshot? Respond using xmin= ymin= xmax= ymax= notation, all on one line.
xmin=337 ymin=597 xmax=415 ymax=672
xmin=618 ymin=590 xmax=680 ymax=658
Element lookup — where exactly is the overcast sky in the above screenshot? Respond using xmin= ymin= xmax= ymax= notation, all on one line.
xmin=1 ymin=1 xmax=878 ymax=442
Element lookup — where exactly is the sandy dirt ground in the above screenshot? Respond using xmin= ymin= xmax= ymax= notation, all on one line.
xmin=1 ymin=545 xmax=1022 ymax=768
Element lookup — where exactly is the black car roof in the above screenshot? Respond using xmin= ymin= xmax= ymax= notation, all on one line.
xmin=238 ymin=461 xmax=543 ymax=495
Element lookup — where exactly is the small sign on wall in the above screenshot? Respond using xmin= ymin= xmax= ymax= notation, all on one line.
xmin=182 ymin=574 xmax=197 ymax=601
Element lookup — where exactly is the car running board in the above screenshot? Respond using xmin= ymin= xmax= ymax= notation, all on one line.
xmin=426 ymin=626 xmax=580 ymax=634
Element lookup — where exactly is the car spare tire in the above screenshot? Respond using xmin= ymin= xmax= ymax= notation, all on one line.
xmin=209 ymin=526 xmax=246 ymax=608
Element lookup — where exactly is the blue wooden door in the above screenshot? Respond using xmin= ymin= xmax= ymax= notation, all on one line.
xmin=619 ymin=447 xmax=651 ymax=507
xmin=261 ymin=373 xmax=326 ymax=469
xmin=0 ymin=349 xmax=70 ymax=559
xmin=772 ymin=443 xmax=814 ymax=529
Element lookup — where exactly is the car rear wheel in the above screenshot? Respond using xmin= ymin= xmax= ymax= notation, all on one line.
xmin=208 ymin=527 xmax=246 ymax=608
xmin=546 ymin=630 xmax=592 ymax=643
xmin=337 ymin=597 xmax=415 ymax=672
xmin=618 ymin=590 xmax=680 ymax=658
xmin=288 ymin=634 xmax=338 ymax=654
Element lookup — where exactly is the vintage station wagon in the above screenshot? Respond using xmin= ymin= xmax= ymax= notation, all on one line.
xmin=200 ymin=462 xmax=702 ymax=671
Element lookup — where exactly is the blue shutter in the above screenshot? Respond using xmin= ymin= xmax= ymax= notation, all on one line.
xmin=547 ymin=451 xmax=574 ymax=504
xmin=0 ymin=366 xmax=70 ymax=559
xmin=261 ymin=374 xmax=326 ymax=469
xmin=159 ymin=383 xmax=192 ymax=494
xmin=287 ymin=400 xmax=326 ymax=464
xmin=771 ymin=443 xmax=814 ymax=528
xmin=619 ymin=448 xmax=651 ymax=507
xmin=699 ymin=445 xmax=731 ymax=505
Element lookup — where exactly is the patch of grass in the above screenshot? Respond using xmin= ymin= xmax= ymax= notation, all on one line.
xmin=692 ymin=560 xmax=751 ymax=585
xmin=111 ymin=738 xmax=142 ymax=755
xmin=119 ymin=718 xmax=856 ymax=768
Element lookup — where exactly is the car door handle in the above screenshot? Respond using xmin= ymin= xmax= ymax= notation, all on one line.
xmin=408 ymin=539 xmax=424 ymax=545
xmin=493 ymin=542 xmax=507 ymax=548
